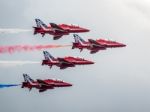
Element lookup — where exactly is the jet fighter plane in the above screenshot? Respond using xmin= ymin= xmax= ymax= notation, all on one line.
xmin=21 ymin=74 xmax=72 ymax=92
xmin=42 ymin=51 xmax=94 ymax=69
xmin=33 ymin=19 xmax=90 ymax=40
xmin=72 ymin=34 xmax=106 ymax=54
xmin=72 ymin=34 xmax=126 ymax=54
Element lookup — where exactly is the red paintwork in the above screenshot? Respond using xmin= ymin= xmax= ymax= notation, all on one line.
xmin=33 ymin=24 xmax=89 ymax=39
xmin=42 ymin=59 xmax=59 ymax=66
xmin=72 ymin=42 xmax=106 ymax=53
xmin=96 ymin=39 xmax=126 ymax=48
xmin=61 ymin=56 xmax=94 ymax=65
xmin=42 ymin=56 xmax=94 ymax=69
xmin=22 ymin=79 xmax=72 ymax=92
xmin=58 ymin=24 xmax=90 ymax=33
xmin=72 ymin=37 xmax=126 ymax=54
xmin=83 ymin=38 xmax=126 ymax=48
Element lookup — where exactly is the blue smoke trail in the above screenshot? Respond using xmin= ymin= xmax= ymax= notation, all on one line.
xmin=0 ymin=84 xmax=20 ymax=88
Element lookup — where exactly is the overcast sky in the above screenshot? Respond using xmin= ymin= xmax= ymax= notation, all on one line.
xmin=0 ymin=0 xmax=150 ymax=112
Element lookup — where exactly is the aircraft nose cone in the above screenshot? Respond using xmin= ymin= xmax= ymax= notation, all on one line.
xmin=66 ymin=83 xmax=72 ymax=86
xmin=88 ymin=61 xmax=94 ymax=64
xmin=68 ymin=84 xmax=72 ymax=86
xmin=84 ymin=28 xmax=90 ymax=32
xmin=121 ymin=44 xmax=126 ymax=47
xmin=123 ymin=44 xmax=126 ymax=47
xmin=80 ymin=27 xmax=90 ymax=32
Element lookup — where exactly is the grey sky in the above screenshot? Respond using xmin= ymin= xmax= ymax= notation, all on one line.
xmin=0 ymin=0 xmax=150 ymax=112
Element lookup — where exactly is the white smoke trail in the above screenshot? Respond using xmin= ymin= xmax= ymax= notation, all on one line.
xmin=0 ymin=28 xmax=31 ymax=34
xmin=0 ymin=60 xmax=40 ymax=67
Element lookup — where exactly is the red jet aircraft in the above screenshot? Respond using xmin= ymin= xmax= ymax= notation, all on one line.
xmin=33 ymin=19 xmax=90 ymax=40
xmin=42 ymin=51 xmax=94 ymax=69
xmin=22 ymin=74 xmax=72 ymax=92
xmin=72 ymin=34 xmax=126 ymax=54
xmin=72 ymin=34 xmax=106 ymax=54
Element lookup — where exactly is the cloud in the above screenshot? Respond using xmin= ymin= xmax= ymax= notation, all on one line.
xmin=126 ymin=0 xmax=150 ymax=20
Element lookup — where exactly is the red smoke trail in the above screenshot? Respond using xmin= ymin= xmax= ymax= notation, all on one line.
xmin=0 ymin=44 xmax=71 ymax=54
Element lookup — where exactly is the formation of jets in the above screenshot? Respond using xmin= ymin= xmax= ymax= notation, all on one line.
xmin=20 ymin=18 xmax=126 ymax=92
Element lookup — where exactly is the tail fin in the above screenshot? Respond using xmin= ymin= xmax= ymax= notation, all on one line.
xmin=23 ymin=74 xmax=34 ymax=84
xmin=72 ymin=34 xmax=83 ymax=50
xmin=73 ymin=34 xmax=86 ymax=43
xmin=35 ymin=19 xmax=48 ymax=29
xmin=73 ymin=34 xmax=80 ymax=43
xmin=43 ymin=51 xmax=56 ymax=61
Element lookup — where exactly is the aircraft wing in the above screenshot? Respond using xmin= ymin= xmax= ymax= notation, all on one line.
xmin=88 ymin=39 xmax=105 ymax=48
xmin=57 ymin=58 xmax=75 ymax=68
xmin=57 ymin=58 xmax=71 ymax=63
xmin=37 ymin=79 xmax=54 ymax=89
xmin=39 ymin=89 xmax=47 ymax=92
xmin=50 ymin=23 xmax=66 ymax=33
xmin=90 ymin=50 xmax=99 ymax=54
xmin=60 ymin=66 xmax=69 ymax=69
